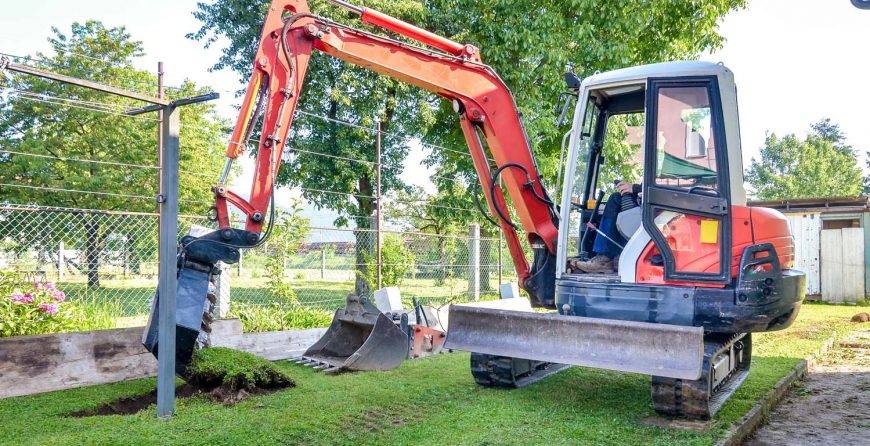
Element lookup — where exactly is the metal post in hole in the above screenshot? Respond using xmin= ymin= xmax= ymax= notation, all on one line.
xmin=468 ymin=223 xmax=480 ymax=301
xmin=376 ymin=120 xmax=383 ymax=290
xmin=156 ymin=104 xmax=180 ymax=419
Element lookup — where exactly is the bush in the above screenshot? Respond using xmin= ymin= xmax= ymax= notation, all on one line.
xmin=0 ymin=273 xmax=74 ymax=337
xmin=228 ymin=302 xmax=333 ymax=332
xmin=0 ymin=272 xmax=120 ymax=337
xmin=360 ymin=234 xmax=415 ymax=290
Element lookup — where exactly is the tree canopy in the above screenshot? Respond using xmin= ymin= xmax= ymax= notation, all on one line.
xmin=745 ymin=119 xmax=864 ymax=200
xmin=0 ymin=21 xmax=227 ymax=286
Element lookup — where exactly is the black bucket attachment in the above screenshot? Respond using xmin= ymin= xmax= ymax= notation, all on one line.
xmin=298 ymin=294 xmax=409 ymax=372
xmin=143 ymin=227 xmax=252 ymax=377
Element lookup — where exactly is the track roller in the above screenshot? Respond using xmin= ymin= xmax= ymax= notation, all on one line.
xmin=651 ymin=333 xmax=752 ymax=419
xmin=470 ymin=353 xmax=570 ymax=388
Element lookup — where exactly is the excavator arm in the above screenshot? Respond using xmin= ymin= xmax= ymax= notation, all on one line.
xmin=211 ymin=0 xmax=559 ymax=305
xmin=144 ymin=0 xmax=565 ymax=377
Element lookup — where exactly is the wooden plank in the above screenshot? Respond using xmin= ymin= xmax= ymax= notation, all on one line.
xmin=213 ymin=328 xmax=327 ymax=361
xmin=0 ymin=319 xmax=318 ymax=400
xmin=820 ymin=229 xmax=844 ymax=303
xmin=841 ymin=227 xmax=865 ymax=304
xmin=787 ymin=213 xmax=821 ymax=295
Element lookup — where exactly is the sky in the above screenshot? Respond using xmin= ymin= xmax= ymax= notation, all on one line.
xmin=1 ymin=0 xmax=869 ymax=230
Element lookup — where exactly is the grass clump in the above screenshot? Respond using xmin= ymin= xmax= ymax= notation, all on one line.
xmin=186 ymin=347 xmax=295 ymax=404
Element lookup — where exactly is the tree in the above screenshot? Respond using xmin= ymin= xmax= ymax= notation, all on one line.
xmin=189 ymin=0 xmax=746 ymax=296
xmin=746 ymin=119 xmax=863 ymax=200
xmin=0 ymin=21 xmax=227 ymax=287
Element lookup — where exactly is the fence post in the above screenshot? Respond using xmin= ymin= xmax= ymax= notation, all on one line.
xmin=156 ymin=103 xmax=179 ymax=419
xmin=468 ymin=223 xmax=480 ymax=301
xmin=215 ymin=262 xmax=231 ymax=318
xmin=321 ymin=248 xmax=326 ymax=279
xmin=498 ymin=227 xmax=503 ymax=285
xmin=57 ymin=241 xmax=64 ymax=282
xmin=375 ymin=120 xmax=383 ymax=290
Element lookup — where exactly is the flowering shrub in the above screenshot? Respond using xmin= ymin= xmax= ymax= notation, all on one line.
xmin=0 ymin=274 xmax=75 ymax=337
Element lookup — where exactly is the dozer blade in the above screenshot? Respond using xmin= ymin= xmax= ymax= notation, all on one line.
xmin=444 ymin=305 xmax=705 ymax=380
xmin=300 ymin=294 xmax=409 ymax=371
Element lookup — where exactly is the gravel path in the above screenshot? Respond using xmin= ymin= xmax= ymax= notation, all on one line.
xmin=744 ymin=328 xmax=870 ymax=446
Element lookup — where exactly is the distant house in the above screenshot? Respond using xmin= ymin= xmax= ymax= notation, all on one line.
xmin=748 ymin=196 xmax=870 ymax=303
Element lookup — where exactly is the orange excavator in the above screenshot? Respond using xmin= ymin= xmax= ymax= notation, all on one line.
xmin=144 ymin=0 xmax=805 ymax=419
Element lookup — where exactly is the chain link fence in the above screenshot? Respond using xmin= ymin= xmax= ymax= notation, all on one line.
xmin=0 ymin=204 xmax=515 ymax=329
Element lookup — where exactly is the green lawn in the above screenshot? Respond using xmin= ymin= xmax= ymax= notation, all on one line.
xmin=0 ymin=304 xmax=862 ymax=446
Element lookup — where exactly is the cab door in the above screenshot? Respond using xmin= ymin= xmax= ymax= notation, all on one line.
xmin=641 ymin=77 xmax=731 ymax=284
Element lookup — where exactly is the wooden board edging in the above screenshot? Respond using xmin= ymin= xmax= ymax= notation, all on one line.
xmin=0 ymin=320 xmax=326 ymax=399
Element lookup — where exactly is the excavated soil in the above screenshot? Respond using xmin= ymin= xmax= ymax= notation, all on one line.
xmin=744 ymin=328 xmax=870 ymax=446
xmin=67 ymin=385 xmax=201 ymax=417
xmin=67 ymin=380 xmax=292 ymax=417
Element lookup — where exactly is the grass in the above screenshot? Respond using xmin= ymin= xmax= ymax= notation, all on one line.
xmin=1 ymin=304 xmax=861 ymax=446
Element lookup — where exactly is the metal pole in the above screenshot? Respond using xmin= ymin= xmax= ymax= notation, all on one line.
xmin=157 ymin=62 xmax=164 ymax=171
xmin=376 ymin=120 xmax=382 ymax=290
xmin=498 ymin=226 xmax=503 ymax=285
xmin=57 ymin=241 xmax=64 ymax=282
xmin=156 ymin=104 xmax=180 ymax=419
xmin=468 ymin=223 xmax=480 ymax=301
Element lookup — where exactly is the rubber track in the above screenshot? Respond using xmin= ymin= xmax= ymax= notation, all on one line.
xmin=470 ymin=353 xmax=570 ymax=388
xmin=651 ymin=332 xmax=752 ymax=419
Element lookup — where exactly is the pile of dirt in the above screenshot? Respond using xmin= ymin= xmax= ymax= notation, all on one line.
xmin=185 ymin=347 xmax=295 ymax=405
xmin=851 ymin=312 xmax=869 ymax=323
xmin=67 ymin=348 xmax=294 ymax=416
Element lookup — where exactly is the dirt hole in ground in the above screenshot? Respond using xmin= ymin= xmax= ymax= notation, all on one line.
xmin=66 ymin=380 xmax=293 ymax=418
xmin=68 ymin=348 xmax=295 ymax=417
xmin=67 ymin=384 xmax=199 ymax=417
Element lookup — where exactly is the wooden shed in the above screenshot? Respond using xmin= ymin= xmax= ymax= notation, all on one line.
xmin=748 ymin=197 xmax=870 ymax=303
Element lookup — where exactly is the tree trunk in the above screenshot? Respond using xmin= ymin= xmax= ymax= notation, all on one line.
xmin=84 ymin=215 xmax=101 ymax=288
xmin=354 ymin=174 xmax=376 ymax=298
xmin=354 ymin=228 xmax=373 ymax=298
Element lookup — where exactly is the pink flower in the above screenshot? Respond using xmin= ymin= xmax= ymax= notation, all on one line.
xmin=21 ymin=293 xmax=34 ymax=304
xmin=52 ymin=290 xmax=66 ymax=302
xmin=45 ymin=282 xmax=56 ymax=291
xmin=10 ymin=291 xmax=25 ymax=304
xmin=38 ymin=303 xmax=59 ymax=315
xmin=34 ymin=282 xmax=44 ymax=291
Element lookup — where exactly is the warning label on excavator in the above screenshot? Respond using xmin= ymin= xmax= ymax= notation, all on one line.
xmin=700 ymin=219 xmax=719 ymax=244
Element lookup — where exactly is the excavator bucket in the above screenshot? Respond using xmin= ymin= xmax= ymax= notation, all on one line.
xmin=298 ymin=294 xmax=409 ymax=372
xmin=445 ymin=303 xmax=705 ymax=380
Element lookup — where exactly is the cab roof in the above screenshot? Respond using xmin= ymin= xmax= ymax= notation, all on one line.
xmin=582 ymin=61 xmax=732 ymax=88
